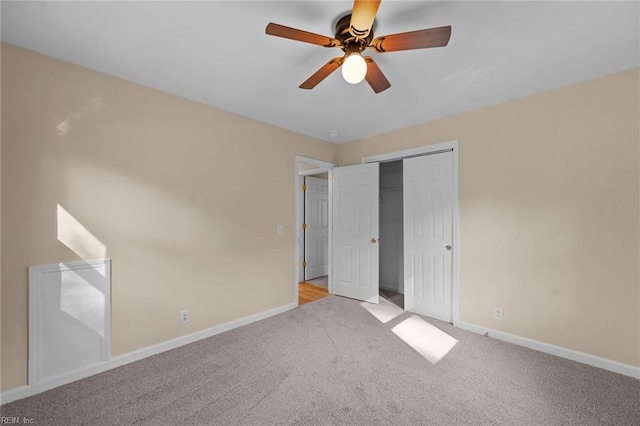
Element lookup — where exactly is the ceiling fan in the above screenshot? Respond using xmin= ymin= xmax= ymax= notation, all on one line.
xmin=265 ymin=0 xmax=451 ymax=94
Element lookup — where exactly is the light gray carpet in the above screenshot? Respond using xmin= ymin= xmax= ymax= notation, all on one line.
xmin=2 ymin=295 xmax=639 ymax=425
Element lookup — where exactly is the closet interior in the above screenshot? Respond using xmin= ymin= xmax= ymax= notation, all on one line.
xmin=379 ymin=160 xmax=404 ymax=309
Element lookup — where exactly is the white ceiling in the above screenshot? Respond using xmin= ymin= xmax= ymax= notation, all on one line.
xmin=2 ymin=1 xmax=639 ymax=144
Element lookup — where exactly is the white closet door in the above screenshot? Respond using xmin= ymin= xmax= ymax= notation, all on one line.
xmin=305 ymin=176 xmax=329 ymax=280
xmin=332 ymin=163 xmax=379 ymax=304
xmin=403 ymin=152 xmax=453 ymax=322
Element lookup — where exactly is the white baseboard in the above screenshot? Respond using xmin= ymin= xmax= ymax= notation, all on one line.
xmin=456 ymin=320 xmax=640 ymax=380
xmin=379 ymin=283 xmax=403 ymax=293
xmin=1 ymin=302 xmax=297 ymax=405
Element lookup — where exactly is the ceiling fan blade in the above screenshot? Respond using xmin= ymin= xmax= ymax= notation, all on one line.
xmin=266 ymin=23 xmax=340 ymax=48
xmin=299 ymin=57 xmax=343 ymax=90
xmin=350 ymin=0 xmax=381 ymax=39
xmin=370 ymin=26 xmax=451 ymax=53
xmin=364 ymin=57 xmax=390 ymax=94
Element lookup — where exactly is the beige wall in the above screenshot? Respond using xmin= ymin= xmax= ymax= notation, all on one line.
xmin=1 ymin=42 xmax=638 ymax=394
xmin=338 ymin=68 xmax=640 ymax=368
xmin=0 ymin=44 xmax=336 ymax=391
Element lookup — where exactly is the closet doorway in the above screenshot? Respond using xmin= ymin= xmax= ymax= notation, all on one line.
xmin=376 ymin=151 xmax=455 ymax=321
xmin=332 ymin=141 xmax=459 ymax=324
xmin=379 ymin=160 xmax=405 ymax=309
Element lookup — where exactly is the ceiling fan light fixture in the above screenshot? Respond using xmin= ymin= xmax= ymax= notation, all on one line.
xmin=266 ymin=0 xmax=451 ymax=93
xmin=341 ymin=52 xmax=367 ymax=84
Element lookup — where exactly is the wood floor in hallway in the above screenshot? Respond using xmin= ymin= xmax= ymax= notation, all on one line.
xmin=298 ymin=282 xmax=329 ymax=306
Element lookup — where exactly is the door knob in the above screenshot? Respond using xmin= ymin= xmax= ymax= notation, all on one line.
xmin=445 ymin=245 xmax=452 ymax=250
xmin=371 ymin=238 xmax=378 ymax=244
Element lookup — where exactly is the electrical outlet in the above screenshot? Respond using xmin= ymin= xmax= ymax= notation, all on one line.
xmin=493 ymin=307 xmax=504 ymax=321
xmin=180 ymin=310 xmax=189 ymax=324
xmin=276 ymin=225 xmax=283 ymax=235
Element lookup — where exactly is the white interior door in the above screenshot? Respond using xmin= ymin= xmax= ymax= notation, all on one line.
xmin=332 ymin=163 xmax=379 ymax=303
xmin=403 ymin=152 xmax=453 ymax=322
xmin=304 ymin=176 xmax=329 ymax=280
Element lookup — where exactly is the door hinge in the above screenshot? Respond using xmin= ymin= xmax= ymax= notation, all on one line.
xmin=302 ymin=184 xmax=307 ymax=191
xmin=302 ymin=223 xmax=307 ymax=230
xmin=302 ymin=261 xmax=307 ymax=268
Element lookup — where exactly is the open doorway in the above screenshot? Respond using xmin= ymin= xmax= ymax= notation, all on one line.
xmin=295 ymin=156 xmax=335 ymax=306
xmin=303 ymin=173 xmax=329 ymax=283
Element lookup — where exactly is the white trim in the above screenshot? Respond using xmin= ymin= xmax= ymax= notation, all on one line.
xmin=296 ymin=172 xmax=304 ymax=287
xmin=296 ymin=172 xmax=304 ymax=285
xmin=327 ymin=169 xmax=334 ymax=295
xmin=1 ymin=302 xmax=296 ymax=405
xmin=451 ymin=143 xmax=460 ymax=327
xmin=361 ymin=141 xmax=460 ymax=326
xmin=294 ymin=156 xmax=335 ymax=298
xmin=299 ymin=168 xmax=329 ymax=177
xmin=28 ymin=259 xmax=111 ymax=386
xmin=296 ymin=156 xmax=335 ymax=170
xmin=361 ymin=140 xmax=458 ymax=164
xmin=379 ymin=283 xmax=402 ymax=293
xmin=457 ymin=320 xmax=640 ymax=380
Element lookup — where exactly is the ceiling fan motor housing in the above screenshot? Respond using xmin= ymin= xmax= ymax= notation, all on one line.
xmin=335 ymin=14 xmax=374 ymax=53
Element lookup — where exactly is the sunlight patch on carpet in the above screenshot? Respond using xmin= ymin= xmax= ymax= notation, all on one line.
xmin=392 ymin=315 xmax=458 ymax=364
xmin=360 ymin=297 xmax=404 ymax=324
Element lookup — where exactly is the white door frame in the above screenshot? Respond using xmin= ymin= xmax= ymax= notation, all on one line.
xmin=361 ymin=140 xmax=460 ymax=326
xmin=295 ymin=156 xmax=336 ymax=306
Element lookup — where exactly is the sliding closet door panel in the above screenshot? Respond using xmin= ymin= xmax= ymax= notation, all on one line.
xmin=404 ymin=152 xmax=453 ymax=322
